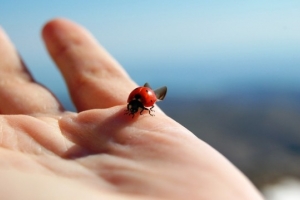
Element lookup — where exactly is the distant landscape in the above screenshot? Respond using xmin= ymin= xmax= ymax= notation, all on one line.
xmin=160 ymin=89 xmax=300 ymax=188
xmin=59 ymin=88 xmax=300 ymax=189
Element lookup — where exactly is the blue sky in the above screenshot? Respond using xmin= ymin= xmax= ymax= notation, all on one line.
xmin=1 ymin=1 xmax=300 ymax=100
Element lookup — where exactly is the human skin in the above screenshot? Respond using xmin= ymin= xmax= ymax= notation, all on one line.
xmin=0 ymin=18 xmax=264 ymax=200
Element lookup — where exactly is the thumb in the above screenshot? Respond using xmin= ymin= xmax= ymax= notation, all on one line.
xmin=58 ymin=106 xmax=175 ymax=157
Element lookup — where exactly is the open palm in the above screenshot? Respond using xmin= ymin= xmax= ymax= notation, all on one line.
xmin=0 ymin=19 xmax=263 ymax=200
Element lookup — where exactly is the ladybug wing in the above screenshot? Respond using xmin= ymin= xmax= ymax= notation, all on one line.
xmin=154 ymin=86 xmax=167 ymax=101
xmin=144 ymin=82 xmax=152 ymax=89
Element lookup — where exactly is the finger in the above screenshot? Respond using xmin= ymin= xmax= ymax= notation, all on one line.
xmin=59 ymin=106 xmax=196 ymax=157
xmin=0 ymin=27 xmax=63 ymax=115
xmin=59 ymin=106 xmax=185 ymax=156
xmin=42 ymin=18 xmax=136 ymax=112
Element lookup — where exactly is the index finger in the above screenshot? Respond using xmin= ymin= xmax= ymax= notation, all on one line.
xmin=42 ymin=18 xmax=137 ymax=111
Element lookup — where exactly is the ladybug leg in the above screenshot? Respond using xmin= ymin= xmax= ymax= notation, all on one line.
xmin=148 ymin=106 xmax=155 ymax=116
xmin=124 ymin=109 xmax=134 ymax=118
xmin=139 ymin=107 xmax=145 ymax=115
xmin=149 ymin=106 xmax=155 ymax=112
xmin=125 ymin=103 xmax=136 ymax=118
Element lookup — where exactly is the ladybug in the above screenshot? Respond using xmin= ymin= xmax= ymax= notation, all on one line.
xmin=126 ymin=83 xmax=167 ymax=118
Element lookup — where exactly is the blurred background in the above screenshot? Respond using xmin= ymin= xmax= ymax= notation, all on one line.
xmin=1 ymin=1 xmax=300 ymax=199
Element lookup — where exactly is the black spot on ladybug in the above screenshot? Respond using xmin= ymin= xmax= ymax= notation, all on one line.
xmin=134 ymin=94 xmax=141 ymax=100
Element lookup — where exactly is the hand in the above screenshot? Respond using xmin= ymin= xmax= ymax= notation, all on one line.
xmin=0 ymin=19 xmax=263 ymax=200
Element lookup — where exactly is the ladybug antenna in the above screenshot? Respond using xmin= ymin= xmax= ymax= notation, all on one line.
xmin=154 ymin=86 xmax=167 ymax=101
xmin=144 ymin=82 xmax=152 ymax=89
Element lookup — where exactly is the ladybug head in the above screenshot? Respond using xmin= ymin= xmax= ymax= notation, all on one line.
xmin=127 ymin=99 xmax=145 ymax=116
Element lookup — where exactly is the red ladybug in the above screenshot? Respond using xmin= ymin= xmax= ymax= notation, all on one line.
xmin=126 ymin=83 xmax=167 ymax=118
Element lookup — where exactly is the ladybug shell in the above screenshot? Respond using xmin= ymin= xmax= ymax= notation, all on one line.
xmin=127 ymin=86 xmax=157 ymax=107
